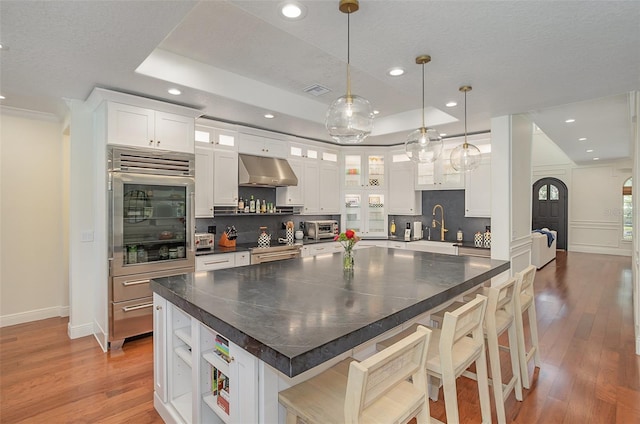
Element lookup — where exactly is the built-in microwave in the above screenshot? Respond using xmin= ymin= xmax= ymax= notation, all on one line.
xmin=305 ymin=220 xmax=339 ymax=240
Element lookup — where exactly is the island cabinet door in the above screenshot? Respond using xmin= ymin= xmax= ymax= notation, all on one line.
xmin=153 ymin=294 xmax=167 ymax=403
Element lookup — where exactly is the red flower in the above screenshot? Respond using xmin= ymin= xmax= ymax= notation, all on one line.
xmin=345 ymin=229 xmax=355 ymax=239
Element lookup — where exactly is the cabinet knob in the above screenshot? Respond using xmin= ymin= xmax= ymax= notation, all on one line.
xmin=157 ymin=140 xmax=160 ymax=146
xmin=156 ymin=305 xmax=162 ymax=310
xmin=149 ymin=140 xmax=154 ymax=145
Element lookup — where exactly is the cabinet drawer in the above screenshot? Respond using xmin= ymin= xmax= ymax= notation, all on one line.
xmin=112 ymin=275 xmax=152 ymax=302
xmin=111 ymin=296 xmax=153 ymax=340
xmin=196 ymin=253 xmax=235 ymax=271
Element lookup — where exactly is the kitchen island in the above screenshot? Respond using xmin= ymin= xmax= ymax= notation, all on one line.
xmin=151 ymin=247 xmax=509 ymax=424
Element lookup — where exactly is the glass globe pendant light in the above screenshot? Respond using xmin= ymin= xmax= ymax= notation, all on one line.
xmin=405 ymin=55 xmax=443 ymax=163
xmin=450 ymin=86 xmax=482 ymax=172
xmin=325 ymin=0 xmax=373 ymax=144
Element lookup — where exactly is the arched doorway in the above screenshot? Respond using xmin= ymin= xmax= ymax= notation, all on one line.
xmin=532 ymin=177 xmax=568 ymax=250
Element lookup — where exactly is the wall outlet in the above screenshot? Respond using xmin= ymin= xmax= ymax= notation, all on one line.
xmin=208 ymin=226 xmax=216 ymax=234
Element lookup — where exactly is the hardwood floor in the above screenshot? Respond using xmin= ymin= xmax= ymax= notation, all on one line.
xmin=1 ymin=251 xmax=638 ymax=423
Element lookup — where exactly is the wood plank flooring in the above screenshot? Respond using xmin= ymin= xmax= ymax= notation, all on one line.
xmin=1 ymin=251 xmax=638 ymax=423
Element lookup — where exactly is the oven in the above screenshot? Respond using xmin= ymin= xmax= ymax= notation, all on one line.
xmin=108 ymin=147 xmax=195 ymax=348
xmin=250 ymin=245 xmax=302 ymax=264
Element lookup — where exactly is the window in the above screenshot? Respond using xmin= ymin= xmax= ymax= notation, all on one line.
xmin=623 ymin=178 xmax=632 ymax=241
xmin=538 ymin=183 xmax=559 ymax=201
xmin=538 ymin=185 xmax=547 ymax=200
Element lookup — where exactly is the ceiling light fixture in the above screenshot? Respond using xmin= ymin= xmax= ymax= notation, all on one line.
xmin=405 ymin=55 xmax=442 ymax=163
xmin=325 ymin=0 xmax=373 ymax=144
xmin=264 ymin=113 xmax=275 ymax=119
xmin=593 ymin=157 xmax=600 ymax=161
xmin=388 ymin=67 xmax=405 ymax=77
xmin=445 ymin=101 xmax=457 ymax=108
xmin=280 ymin=2 xmax=306 ymax=19
xmin=0 ymin=95 xmax=5 ymax=100
xmin=586 ymin=149 xmax=594 ymax=153
xmin=168 ymin=88 xmax=181 ymax=95
xmin=578 ymin=137 xmax=587 ymax=141
xmin=450 ymin=86 xmax=482 ymax=172
xmin=565 ymin=118 xmax=575 ymax=123
xmin=373 ymin=110 xmax=380 ymax=115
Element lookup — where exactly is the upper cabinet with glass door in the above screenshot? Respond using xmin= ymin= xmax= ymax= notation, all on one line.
xmin=344 ymin=152 xmax=386 ymax=190
xmin=416 ymin=134 xmax=490 ymax=191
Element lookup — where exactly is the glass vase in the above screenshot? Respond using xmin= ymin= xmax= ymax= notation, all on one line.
xmin=343 ymin=249 xmax=354 ymax=271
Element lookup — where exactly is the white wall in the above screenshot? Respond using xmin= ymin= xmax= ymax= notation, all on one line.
xmin=0 ymin=108 xmax=69 ymax=326
xmin=532 ymin=130 xmax=632 ymax=256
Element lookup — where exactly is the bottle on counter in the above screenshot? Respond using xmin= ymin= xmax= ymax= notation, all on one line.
xmin=261 ymin=199 xmax=266 ymax=213
xmin=390 ymin=219 xmax=396 ymax=236
xmin=249 ymin=195 xmax=256 ymax=213
xmin=256 ymin=198 xmax=261 ymax=213
xmin=238 ymin=197 xmax=244 ymax=212
xmin=457 ymin=228 xmax=463 ymax=242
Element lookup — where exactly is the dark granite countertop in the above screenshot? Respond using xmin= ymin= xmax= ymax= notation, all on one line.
xmin=152 ymin=247 xmax=509 ymax=378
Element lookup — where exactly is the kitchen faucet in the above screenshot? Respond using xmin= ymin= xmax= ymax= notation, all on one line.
xmin=432 ymin=204 xmax=448 ymax=241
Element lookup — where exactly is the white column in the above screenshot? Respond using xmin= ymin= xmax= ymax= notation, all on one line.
xmin=490 ymin=115 xmax=534 ymax=274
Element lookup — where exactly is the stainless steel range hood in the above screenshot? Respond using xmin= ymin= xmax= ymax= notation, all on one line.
xmin=238 ymin=154 xmax=298 ymax=187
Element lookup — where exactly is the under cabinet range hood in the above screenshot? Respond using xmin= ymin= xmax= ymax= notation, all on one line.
xmin=238 ymin=154 xmax=298 ymax=187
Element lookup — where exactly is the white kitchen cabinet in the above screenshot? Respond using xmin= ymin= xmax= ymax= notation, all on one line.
xmin=154 ymin=295 xmax=259 ymax=424
xmin=107 ymin=102 xmax=195 ymax=153
xmin=414 ymin=143 xmax=464 ymax=190
xmin=238 ymin=133 xmax=287 ymax=158
xmin=301 ymin=160 xmax=320 ymax=214
xmin=195 ymin=124 xmax=238 ymax=151
xmin=235 ymin=251 xmax=250 ymax=267
xmin=465 ymin=156 xmax=491 ymax=218
xmin=301 ymin=242 xmax=343 ymax=257
xmin=213 ymin=150 xmax=239 ymax=206
xmin=318 ymin=161 xmax=340 ymax=214
xmin=275 ymin=158 xmax=304 ymax=206
xmin=405 ymin=240 xmax=458 ymax=255
xmin=388 ymin=152 xmax=422 ymax=215
xmin=196 ymin=253 xmax=236 ymax=271
xmin=343 ymin=152 xmax=386 ymax=190
xmin=344 ymin=191 xmax=387 ymax=238
xmin=195 ymin=145 xmax=215 ymax=217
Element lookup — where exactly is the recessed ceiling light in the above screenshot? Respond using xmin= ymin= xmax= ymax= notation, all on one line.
xmin=387 ymin=67 xmax=405 ymax=77
xmin=593 ymin=157 xmax=600 ymax=161
xmin=565 ymin=118 xmax=575 ymax=123
xmin=0 ymin=95 xmax=5 ymax=100
xmin=264 ymin=113 xmax=275 ymax=119
xmin=586 ymin=149 xmax=594 ymax=153
xmin=578 ymin=137 xmax=587 ymax=141
xmin=445 ymin=101 xmax=457 ymax=108
xmin=168 ymin=88 xmax=181 ymax=95
xmin=439 ymin=133 xmax=447 ymax=137
xmin=373 ymin=110 xmax=380 ymax=115
xmin=280 ymin=2 xmax=306 ymax=19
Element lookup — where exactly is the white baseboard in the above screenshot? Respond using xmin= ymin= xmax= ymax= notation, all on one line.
xmin=637 ymin=335 xmax=640 ymax=356
xmin=67 ymin=321 xmax=94 ymax=339
xmin=569 ymin=245 xmax=632 ymax=257
xmin=93 ymin=320 xmax=108 ymax=352
xmin=0 ymin=305 xmax=69 ymax=328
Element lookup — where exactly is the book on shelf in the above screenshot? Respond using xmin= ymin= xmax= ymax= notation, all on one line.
xmin=211 ymin=365 xmax=218 ymax=395
xmin=217 ymin=387 xmax=230 ymax=414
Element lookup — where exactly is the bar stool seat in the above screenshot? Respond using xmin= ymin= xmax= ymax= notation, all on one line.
xmin=279 ymin=325 xmax=432 ymax=424
xmin=431 ymin=278 xmax=523 ymax=424
xmin=376 ymin=295 xmax=491 ymax=424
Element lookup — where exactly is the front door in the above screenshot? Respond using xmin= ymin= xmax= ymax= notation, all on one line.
xmin=532 ymin=178 xmax=568 ymax=250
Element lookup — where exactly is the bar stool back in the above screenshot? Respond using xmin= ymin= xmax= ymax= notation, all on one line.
xmin=278 ymin=325 xmax=432 ymax=424
xmin=514 ymin=264 xmax=541 ymax=389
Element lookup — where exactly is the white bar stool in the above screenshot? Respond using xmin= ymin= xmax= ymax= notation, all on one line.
xmin=278 ymin=325 xmax=432 ymax=424
xmin=514 ymin=264 xmax=541 ymax=389
xmin=431 ymin=278 xmax=523 ymax=424
xmin=377 ymin=295 xmax=491 ymax=424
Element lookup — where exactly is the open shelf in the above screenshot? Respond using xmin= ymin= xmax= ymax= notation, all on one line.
xmin=172 ymin=391 xmax=193 ymax=423
xmin=175 ymin=327 xmax=192 ymax=348
xmin=203 ymin=393 xmax=230 ymax=424
xmin=175 ymin=346 xmax=192 ymax=367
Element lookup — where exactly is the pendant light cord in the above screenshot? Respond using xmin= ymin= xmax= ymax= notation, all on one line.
xmin=463 ymin=89 xmax=468 ymax=148
xmin=346 ymin=11 xmax=351 ymax=98
xmin=421 ymin=63 xmax=425 ymax=129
